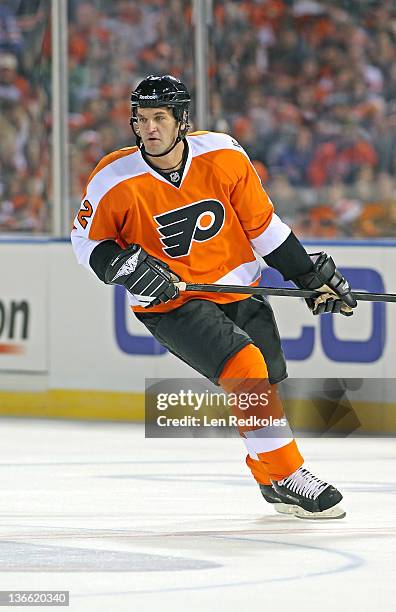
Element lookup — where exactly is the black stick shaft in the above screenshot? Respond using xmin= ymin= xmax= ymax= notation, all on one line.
xmin=182 ymin=283 xmax=396 ymax=303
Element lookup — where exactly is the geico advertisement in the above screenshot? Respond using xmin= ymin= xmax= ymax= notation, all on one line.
xmin=0 ymin=245 xmax=48 ymax=372
xmin=4 ymin=243 xmax=394 ymax=387
xmin=110 ymin=244 xmax=396 ymax=379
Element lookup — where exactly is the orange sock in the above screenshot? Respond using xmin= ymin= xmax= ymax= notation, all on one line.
xmin=257 ymin=439 xmax=303 ymax=482
xmin=246 ymin=454 xmax=271 ymax=485
xmin=219 ymin=344 xmax=304 ymax=482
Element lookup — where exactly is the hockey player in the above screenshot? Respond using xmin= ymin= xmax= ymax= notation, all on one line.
xmin=71 ymin=75 xmax=357 ymax=519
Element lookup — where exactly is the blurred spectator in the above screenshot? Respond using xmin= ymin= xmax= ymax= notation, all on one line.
xmin=0 ymin=52 xmax=29 ymax=103
xmin=274 ymin=126 xmax=314 ymax=186
xmin=304 ymin=205 xmax=339 ymax=239
xmin=267 ymin=174 xmax=298 ymax=220
xmin=0 ymin=1 xmax=23 ymax=56
xmin=308 ymin=126 xmax=377 ymax=187
xmin=232 ymin=116 xmax=267 ymax=165
xmin=356 ymin=172 xmax=396 ymax=237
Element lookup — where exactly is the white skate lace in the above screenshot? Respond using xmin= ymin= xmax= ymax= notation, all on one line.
xmin=277 ymin=467 xmax=329 ymax=500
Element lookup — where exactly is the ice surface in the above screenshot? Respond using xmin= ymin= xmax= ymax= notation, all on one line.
xmin=0 ymin=418 xmax=394 ymax=611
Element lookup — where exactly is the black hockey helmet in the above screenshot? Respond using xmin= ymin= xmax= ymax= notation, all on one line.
xmin=130 ymin=75 xmax=191 ymax=155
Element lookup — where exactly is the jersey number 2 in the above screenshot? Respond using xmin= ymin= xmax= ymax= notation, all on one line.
xmin=77 ymin=200 xmax=93 ymax=229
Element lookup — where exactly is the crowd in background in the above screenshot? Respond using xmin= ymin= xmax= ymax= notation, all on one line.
xmin=0 ymin=0 xmax=50 ymax=232
xmin=1 ymin=0 xmax=396 ymax=237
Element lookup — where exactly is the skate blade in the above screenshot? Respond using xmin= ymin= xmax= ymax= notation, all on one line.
xmin=273 ymin=502 xmax=346 ymax=520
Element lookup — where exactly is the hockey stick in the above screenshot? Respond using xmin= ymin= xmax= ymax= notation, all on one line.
xmin=176 ymin=282 xmax=396 ymax=303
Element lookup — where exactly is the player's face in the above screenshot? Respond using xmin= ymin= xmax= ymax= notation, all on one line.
xmin=136 ymin=107 xmax=179 ymax=155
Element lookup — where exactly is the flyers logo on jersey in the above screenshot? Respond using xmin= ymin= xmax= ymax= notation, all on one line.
xmin=154 ymin=199 xmax=225 ymax=257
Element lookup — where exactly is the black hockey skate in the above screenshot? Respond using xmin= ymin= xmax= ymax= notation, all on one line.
xmin=259 ymin=467 xmax=345 ymax=519
xmin=259 ymin=484 xmax=283 ymax=504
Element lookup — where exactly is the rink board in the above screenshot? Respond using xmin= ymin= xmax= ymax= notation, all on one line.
xmin=0 ymin=240 xmax=395 ymax=431
xmin=0 ymin=390 xmax=395 ymax=434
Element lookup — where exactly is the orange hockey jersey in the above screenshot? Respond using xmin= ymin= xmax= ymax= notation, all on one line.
xmin=71 ymin=131 xmax=291 ymax=313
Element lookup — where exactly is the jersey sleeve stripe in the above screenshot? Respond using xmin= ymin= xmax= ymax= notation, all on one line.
xmin=214 ymin=259 xmax=261 ymax=286
xmin=250 ymin=214 xmax=291 ymax=256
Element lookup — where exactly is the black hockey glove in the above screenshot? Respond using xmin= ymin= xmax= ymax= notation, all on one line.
xmin=104 ymin=244 xmax=179 ymax=308
xmin=293 ymin=252 xmax=357 ymax=316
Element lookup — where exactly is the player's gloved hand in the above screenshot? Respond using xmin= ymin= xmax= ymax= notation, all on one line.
xmin=293 ymin=252 xmax=357 ymax=316
xmin=104 ymin=243 xmax=179 ymax=308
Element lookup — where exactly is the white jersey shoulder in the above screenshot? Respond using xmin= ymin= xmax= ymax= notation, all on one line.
xmin=85 ymin=149 xmax=147 ymax=209
xmin=187 ymin=131 xmax=249 ymax=159
xmin=72 ymin=148 xmax=148 ymax=243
